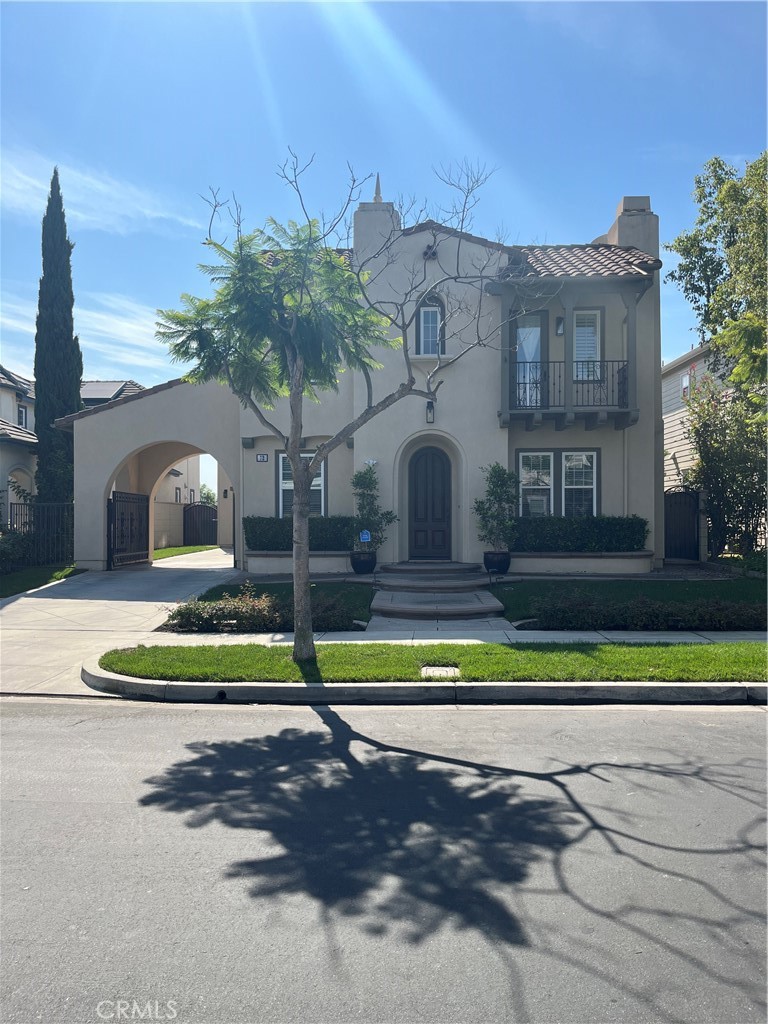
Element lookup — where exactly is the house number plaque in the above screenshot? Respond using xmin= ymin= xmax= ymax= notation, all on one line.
xmin=256 ymin=454 xmax=269 ymax=463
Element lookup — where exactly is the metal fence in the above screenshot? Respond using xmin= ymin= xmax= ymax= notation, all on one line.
xmin=7 ymin=502 xmax=75 ymax=566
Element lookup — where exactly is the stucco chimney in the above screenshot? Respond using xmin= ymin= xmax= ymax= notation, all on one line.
xmin=594 ymin=196 xmax=659 ymax=257
xmin=353 ymin=175 xmax=401 ymax=263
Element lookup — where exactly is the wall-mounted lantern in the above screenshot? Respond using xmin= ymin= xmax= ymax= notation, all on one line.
xmin=426 ymin=400 xmax=435 ymax=424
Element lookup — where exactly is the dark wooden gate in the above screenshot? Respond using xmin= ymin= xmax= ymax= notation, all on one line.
xmin=183 ymin=502 xmax=218 ymax=546
xmin=409 ymin=447 xmax=451 ymax=559
xmin=664 ymin=487 xmax=699 ymax=560
xmin=107 ymin=491 xmax=149 ymax=569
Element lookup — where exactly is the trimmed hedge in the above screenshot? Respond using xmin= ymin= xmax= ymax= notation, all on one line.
xmin=510 ymin=515 xmax=649 ymax=553
xmin=528 ymin=592 xmax=766 ymax=631
xmin=243 ymin=516 xmax=356 ymax=552
xmin=166 ymin=583 xmax=357 ymax=633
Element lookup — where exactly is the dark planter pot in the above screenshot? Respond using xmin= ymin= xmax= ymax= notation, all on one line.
xmin=483 ymin=551 xmax=511 ymax=575
xmin=350 ymin=550 xmax=377 ymax=575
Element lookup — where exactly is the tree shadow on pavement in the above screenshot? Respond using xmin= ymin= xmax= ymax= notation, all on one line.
xmin=140 ymin=706 xmax=766 ymax=1022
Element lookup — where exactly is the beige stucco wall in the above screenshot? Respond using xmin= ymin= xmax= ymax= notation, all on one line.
xmin=153 ymin=501 xmax=184 ymax=548
xmin=71 ymin=379 xmax=241 ymax=569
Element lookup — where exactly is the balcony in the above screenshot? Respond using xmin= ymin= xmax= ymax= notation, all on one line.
xmin=501 ymin=360 xmax=636 ymax=430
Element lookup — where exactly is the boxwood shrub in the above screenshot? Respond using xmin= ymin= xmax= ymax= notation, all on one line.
xmin=165 ymin=582 xmax=357 ymax=632
xmin=243 ymin=516 xmax=356 ymax=552
xmin=510 ymin=515 xmax=649 ymax=553
xmin=528 ymin=592 xmax=766 ymax=631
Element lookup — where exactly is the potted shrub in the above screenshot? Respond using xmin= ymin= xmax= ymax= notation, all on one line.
xmin=349 ymin=462 xmax=398 ymax=574
xmin=473 ymin=462 xmax=519 ymax=574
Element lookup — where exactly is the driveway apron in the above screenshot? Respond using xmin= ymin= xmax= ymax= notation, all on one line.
xmin=0 ymin=549 xmax=243 ymax=697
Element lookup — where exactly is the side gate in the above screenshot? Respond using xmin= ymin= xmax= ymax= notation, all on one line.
xmin=107 ymin=491 xmax=149 ymax=570
xmin=183 ymin=502 xmax=218 ymax=546
xmin=664 ymin=487 xmax=699 ymax=561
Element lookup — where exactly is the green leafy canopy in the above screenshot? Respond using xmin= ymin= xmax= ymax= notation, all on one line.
xmin=157 ymin=220 xmax=395 ymax=408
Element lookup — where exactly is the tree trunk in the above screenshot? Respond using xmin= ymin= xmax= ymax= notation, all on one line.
xmin=291 ymin=465 xmax=316 ymax=663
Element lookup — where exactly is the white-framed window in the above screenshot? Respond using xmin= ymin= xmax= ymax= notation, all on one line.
xmin=279 ymin=453 xmax=325 ymax=518
xmin=519 ymin=452 xmax=553 ymax=517
xmin=174 ymin=487 xmax=182 ymax=503
xmin=574 ymin=310 xmax=601 ymax=380
xmin=416 ymin=297 xmax=445 ymax=356
xmin=680 ymin=371 xmax=691 ymax=399
xmin=17 ymin=405 xmax=27 ymax=428
xmin=189 ymin=489 xmax=195 ymax=504
xmin=563 ymin=452 xmax=596 ymax=517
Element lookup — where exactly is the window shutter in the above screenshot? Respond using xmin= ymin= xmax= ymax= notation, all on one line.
xmin=574 ymin=313 xmax=598 ymax=361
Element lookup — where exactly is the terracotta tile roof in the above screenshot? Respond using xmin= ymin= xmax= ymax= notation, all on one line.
xmin=504 ymin=244 xmax=661 ymax=279
xmin=400 ymin=221 xmax=661 ymax=280
xmin=0 ymin=365 xmax=35 ymax=400
xmin=0 ymin=417 xmax=38 ymax=445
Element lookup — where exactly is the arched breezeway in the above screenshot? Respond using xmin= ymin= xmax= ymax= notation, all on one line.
xmin=61 ymin=378 xmax=242 ymax=570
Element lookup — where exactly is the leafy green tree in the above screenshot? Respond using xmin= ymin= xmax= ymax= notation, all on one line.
xmin=685 ymin=374 xmax=766 ymax=557
xmin=350 ymin=464 xmax=397 ymax=552
xmin=199 ymin=482 xmax=217 ymax=506
xmin=158 ymin=217 xmax=397 ymax=662
xmin=33 ymin=168 xmax=83 ymax=502
xmin=665 ymin=154 xmax=767 ymax=391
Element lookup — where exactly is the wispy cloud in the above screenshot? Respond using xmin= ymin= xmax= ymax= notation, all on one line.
xmin=1 ymin=148 xmax=204 ymax=236
xmin=1 ymin=291 xmax=181 ymax=383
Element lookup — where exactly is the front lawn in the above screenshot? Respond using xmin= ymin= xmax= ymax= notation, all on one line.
xmin=100 ymin=641 xmax=767 ymax=683
xmin=0 ymin=565 xmax=85 ymax=599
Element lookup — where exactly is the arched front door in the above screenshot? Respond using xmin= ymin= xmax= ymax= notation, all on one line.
xmin=408 ymin=446 xmax=451 ymax=559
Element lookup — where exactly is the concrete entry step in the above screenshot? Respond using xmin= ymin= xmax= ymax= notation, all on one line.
xmin=375 ymin=573 xmax=491 ymax=593
xmin=370 ymin=589 xmax=505 ymax=621
xmin=378 ymin=561 xmax=484 ymax=577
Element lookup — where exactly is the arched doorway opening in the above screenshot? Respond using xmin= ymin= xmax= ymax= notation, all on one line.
xmin=407 ymin=446 xmax=451 ymax=559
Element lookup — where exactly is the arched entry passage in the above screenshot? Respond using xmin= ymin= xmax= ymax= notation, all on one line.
xmin=408 ymin=446 xmax=451 ymax=559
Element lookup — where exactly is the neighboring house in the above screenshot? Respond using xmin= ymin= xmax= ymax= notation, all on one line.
xmin=661 ymin=343 xmax=711 ymax=489
xmin=0 ymin=367 xmax=37 ymax=503
xmin=1 ymin=369 xmax=201 ymax=546
xmin=58 ymin=189 xmax=664 ymax=573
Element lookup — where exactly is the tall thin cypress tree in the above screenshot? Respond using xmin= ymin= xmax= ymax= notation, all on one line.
xmin=33 ymin=168 xmax=83 ymax=503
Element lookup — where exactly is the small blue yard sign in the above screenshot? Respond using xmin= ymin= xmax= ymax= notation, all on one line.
xmin=359 ymin=530 xmax=371 ymax=543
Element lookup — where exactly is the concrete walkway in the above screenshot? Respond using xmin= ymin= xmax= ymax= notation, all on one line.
xmin=1 ymin=550 xmax=765 ymax=702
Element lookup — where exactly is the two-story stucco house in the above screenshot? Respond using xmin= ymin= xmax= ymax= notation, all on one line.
xmin=58 ymin=189 xmax=664 ymax=573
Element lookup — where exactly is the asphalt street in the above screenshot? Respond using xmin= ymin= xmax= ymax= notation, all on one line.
xmin=1 ymin=699 xmax=766 ymax=1024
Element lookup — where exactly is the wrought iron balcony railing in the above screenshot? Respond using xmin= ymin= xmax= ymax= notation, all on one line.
xmin=510 ymin=361 xmax=629 ymax=410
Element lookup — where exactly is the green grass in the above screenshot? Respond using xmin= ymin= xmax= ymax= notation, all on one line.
xmin=0 ymin=565 xmax=85 ymax=599
xmin=99 ymin=641 xmax=767 ymax=683
xmin=490 ymin=578 xmax=768 ymax=621
xmin=194 ymin=580 xmax=374 ymax=623
xmin=153 ymin=545 xmax=218 ymax=560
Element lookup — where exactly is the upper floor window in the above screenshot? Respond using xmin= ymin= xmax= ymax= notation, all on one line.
xmin=189 ymin=489 xmax=195 ymax=504
xmin=680 ymin=371 xmax=691 ymax=399
xmin=279 ymin=453 xmax=325 ymax=518
xmin=17 ymin=405 xmax=27 ymax=428
xmin=175 ymin=487 xmax=182 ymax=503
xmin=415 ymin=296 xmax=445 ymax=356
xmin=574 ymin=310 xmax=601 ymax=380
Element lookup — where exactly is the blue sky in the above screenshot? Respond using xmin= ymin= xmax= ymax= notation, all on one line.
xmin=1 ymin=1 xmax=765 ymax=485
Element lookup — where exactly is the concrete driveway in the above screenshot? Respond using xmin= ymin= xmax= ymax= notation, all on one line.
xmin=0 ymin=548 xmax=243 ymax=697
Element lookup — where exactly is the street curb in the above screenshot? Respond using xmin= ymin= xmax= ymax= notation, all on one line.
xmin=81 ymin=659 xmax=768 ymax=706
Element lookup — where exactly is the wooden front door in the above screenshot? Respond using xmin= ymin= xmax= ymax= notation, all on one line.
xmin=408 ymin=447 xmax=451 ymax=559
